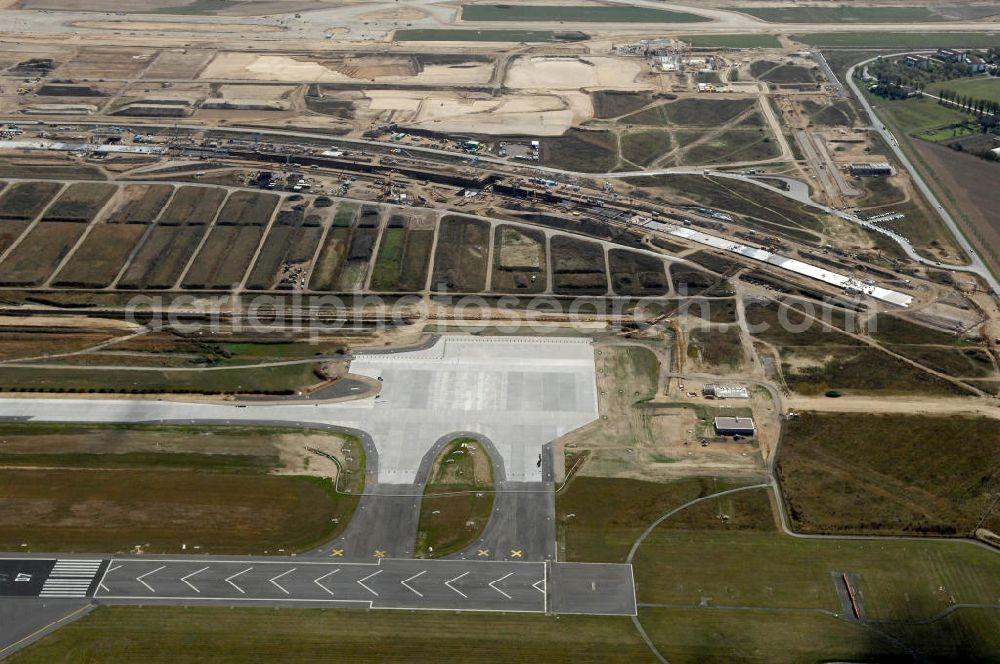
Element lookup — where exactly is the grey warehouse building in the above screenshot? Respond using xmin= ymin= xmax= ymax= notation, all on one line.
xmin=713 ymin=416 xmax=756 ymax=436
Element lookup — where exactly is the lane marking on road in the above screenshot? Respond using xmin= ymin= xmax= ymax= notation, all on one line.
xmin=401 ymin=570 xmax=426 ymax=598
xmin=313 ymin=569 xmax=339 ymax=596
xmin=357 ymin=570 xmax=382 ymax=597
xmin=445 ymin=571 xmax=469 ymax=599
xmin=225 ymin=567 xmax=253 ymax=595
xmin=180 ymin=566 xmax=210 ymax=593
xmin=532 ymin=579 xmax=546 ymax=594
xmin=489 ymin=572 xmax=513 ymax=600
xmin=136 ymin=566 xmax=165 ymax=593
xmin=269 ymin=568 xmax=296 ymax=595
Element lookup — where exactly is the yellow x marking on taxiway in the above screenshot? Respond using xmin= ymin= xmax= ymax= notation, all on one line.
xmin=510 ymin=549 xmax=523 ymax=558
xmin=374 ymin=550 xmax=387 ymax=558
xmin=331 ymin=549 xmax=344 ymax=557
xmin=477 ymin=549 xmax=490 ymax=557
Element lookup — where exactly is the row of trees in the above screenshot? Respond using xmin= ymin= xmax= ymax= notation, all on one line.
xmin=935 ymin=89 xmax=1000 ymax=117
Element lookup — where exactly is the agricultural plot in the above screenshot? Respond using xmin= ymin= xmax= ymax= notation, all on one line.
xmin=491 ymin=224 xmax=547 ymax=294
xmin=0 ymin=220 xmax=29 ymax=257
xmin=0 ymin=181 xmax=62 ymax=220
xmin=591 ymin=91 xmax=654 ymax=120
xmin=541 ymin=130 xmax=618 ymax=173
xmin=118 ymin=226 xmax=209 ymax=289
xmin=158 ymin=185 xmax=227 ymax=225
xmin=215 ymin=190 xmax=280 ymax=225
xmin=182 ymin=226 xmax=265 ymax=289
xmin=107 ymin=184 xmax=174 ymax=223
xmin=245 ymin=214 xmax=324 ymax=290
xmin=431 ymin=215 xmax=490 ymax=292
xmin=749 ymin=61 xmax=816 ymax=86
xmin=337 ymin=205 xmax=381 ymax=291
xmin=624 ymin=98 xmax=756 ymax=127
xmin=550 ymin=235 xmax=608 ymax=295
xmin=52 ymin=224 xmax=148 ymax=288
xmin=669 ymin=264 xmax=716 ymax=295
xmin=608 ymin=249 xmax=668 ymax=296
xmin=0 ymin=222 xmax=87 ymax=286
xmin=369 ymin=214 xmax=435 ymax=292
xmin=309 ymin=203 xmax=357 ymax=291
xmin=41 ymin=182 xmax=116 ymax=222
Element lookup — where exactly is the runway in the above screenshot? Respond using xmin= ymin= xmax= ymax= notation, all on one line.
xmin=0 ymin=556 xmax=637 ymax=616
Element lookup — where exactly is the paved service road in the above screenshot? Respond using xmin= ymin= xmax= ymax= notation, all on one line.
xmin=1 ymin=556 xmax=636 ymax=616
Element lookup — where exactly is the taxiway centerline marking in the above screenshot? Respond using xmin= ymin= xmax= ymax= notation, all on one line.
xmin=136 ymin=565 xmax=165 ymax=593
xmin=225 ymin=567 xmax=252 ymax=595
xmin=445 ymin=571 xmax=469 ymax=599
xmin=357 ymin=570 xmax=382 ymax=597
xmin=313 ymin=569 xmax=339 ymax=596
xmin=489 ymin=572 xmax=513 ymax=600
xmin=180 ymin=566 xmax=210 ymax=593
xmin=401 ymin=570 xmax=426 ymax=598
xmin=269 ymin=568 xmax=296 ymax=595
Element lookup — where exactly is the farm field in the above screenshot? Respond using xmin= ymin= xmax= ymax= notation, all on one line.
xmin=461 ymin=4 xmax=706 ymax=23
xmin=118 ymin=225 xmax=209 ymax=289
xmin=215 ymin=190 xmax=279 ymax=225
xmin=245 ymin=223 xmax=323 ymax=290
xmin=551 ymin=235 xmax=608 ymax=295
xmin=735 ymin=6 xmax=942 ymax=22
xmin=52 ymin=224 xmax=148 ymax=287
xmin=0 ymin=222 xmax=87 ymax=286
xmin=795 ymin=32 xmax=1000 ymax=48
xmin=309 ymin=203 xmax=356 ymax=291
xmin=608 ymin=249 xmax=667 ymax=296
xmin=369 ymin=215 xmax=435 ymax=292
xmin=107 ymin=184 xmax=174 ymax=223
xmin=181 ymin=225 xmax=265 ymax=289
xmin=926 ymin=76 xmax=1000 ymax=105
xmin=777 ymin=412 xmax=1000 ymax=535
xmin=677 ymin=34 xmax=781 ymax=48
xmin=415 ymin=437 xmax=494 ymax=558
xmin=431 ymin=215 xmax=490 ymax=292
xmin=42 ymin=182 xmax=116 ymax=222
xmin=491 ymin=224 xmax=547 ymax=294
xmin=0 ymin=181 xmax=62 ymax=220
xmin=158 ymin=185 xmax=227 ymax=224
xmin=337 ymin=206 xmax=381 ymax=291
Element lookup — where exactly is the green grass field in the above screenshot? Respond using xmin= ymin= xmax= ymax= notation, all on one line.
xmin=416 ymin=437 xmax=494 ymax=557
xmin=738 ymin=6 xmax=941 ymax=22
xmin=797 ymin=32 xmax=1000 ymax=48
xmin=926 ymin=76 xmax=1000 ymax=104
xmin=777 ymin=412 xmax=1000 ymax=535
xmin=394 ymin=29 xmax=578 ymax=42
xmin=678 ymin=34 xmax=781 ymax=49
xmin=7 ymin=607 xmax=654 ymax=663
xmin=868 ymin=93 xmax=972 ymax=136
xmin=462 ymin=4 xmax=706 ymax=23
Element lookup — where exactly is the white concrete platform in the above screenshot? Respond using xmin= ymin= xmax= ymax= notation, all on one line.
xmin=0 ymin=336 xmax=600 ymax=484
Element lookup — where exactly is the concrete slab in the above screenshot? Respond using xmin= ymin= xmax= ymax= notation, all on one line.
xmin=548 ymin=562 xmax=637 ymax=616
xmin=0 ymin=335 xmax=600 ymax=485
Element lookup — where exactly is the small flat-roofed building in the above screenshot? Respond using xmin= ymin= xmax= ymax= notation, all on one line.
xmin=714 ymin=416 xmax=756 ymax=436
xmin=703 ymin=384 xmax=749 ymax=399
xmin=849 ymin=162 xmax=893 ymax=177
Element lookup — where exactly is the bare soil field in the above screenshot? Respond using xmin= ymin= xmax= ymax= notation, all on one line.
xmin=431 ymin=215 xmax=490 ymax=292
xmin=107 ymin=184 xmax=174 ymax=223
xmin=491 ymin=224 xmax=547 ymax=294
xmin=182 ymin=226 xmax=265 ymax=289
xmin=551 ymin=235 xmax=608 ymax=295
xmin=505 ymin=55 xmax=647 ymax=91
xmin=0 ymin=220 xmax=29 ymax=256
xmin=73 ymin=19 xmax=283 ymax=33
xmin=118 ymin=225 xmax=209 ymax=289
xmin=42 ymin=183 xmax=116 ymax=222
xmin=52 ymin=224 xmax=148 ymax=288
xmin=141 ymin=49 xmax=215 ymax=79
xmin=215 ymin=190 xmax=279 ymax=225
xmin=0 ymin=181 xmax=62 ymax=220
xmin=0 ymin=222 xmax=87 ymax=286
xmin=913 ymin=141 xmax=1000 ymax=283
xmin=159 ymin=185 xmax=226 ymax=225
xmin=778 ymin=411 xmax=1000 ymax=535
xmin=608 ymin=249 xmax=668 ymax=296
xmin=53 ymin=47 xmax=157 ymax=79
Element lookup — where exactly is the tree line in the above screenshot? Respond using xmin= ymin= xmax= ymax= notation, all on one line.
xmin=935 ymin=88 xmax=1000 ymax=117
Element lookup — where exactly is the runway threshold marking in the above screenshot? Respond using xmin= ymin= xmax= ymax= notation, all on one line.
xmin=313 ymin=569 xmax=339 ymax=596
xmin=489 ymin=572 xmax=513 ymax=600
xmin=445 ymin=571 xmax=469 ymax=599
xmin=180 ymin=566 xmax=209 ymax=594
xmin=269 ymin=568 xmax=296 ymax=595
xmin=357 ymin=570 xmax=382 ymax=596
xmin=136 ymin=565 xmax=165 ymax=593
xmin=401 ymin=570 xmax=426 ymax=598
xmin=225 ymin=567 xmax=252 ymax=594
